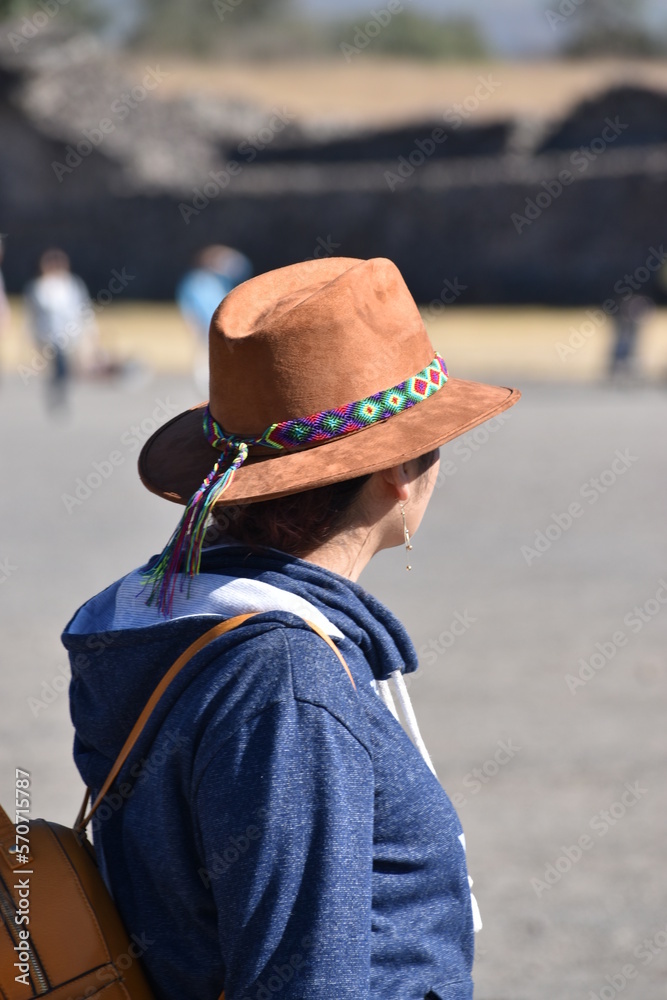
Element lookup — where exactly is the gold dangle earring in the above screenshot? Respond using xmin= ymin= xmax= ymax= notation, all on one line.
xmin=399 ymin=502 xmax=413 ymax=571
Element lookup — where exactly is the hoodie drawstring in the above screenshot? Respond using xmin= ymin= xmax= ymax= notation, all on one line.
xmin=388 ymin=670 xmax=437 ymax=777
xmin=377 ymin=678 xmax=400 ymax=722
xmin=377 ymin=669 xmax=483 ymax=933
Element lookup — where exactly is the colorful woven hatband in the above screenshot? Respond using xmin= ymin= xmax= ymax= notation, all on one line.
xmin=143 ymin=353 xmax=448 ymax=614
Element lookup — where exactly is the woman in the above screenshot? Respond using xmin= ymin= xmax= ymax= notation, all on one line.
xmin=63 ymin=257 xmax=520 ymax=1000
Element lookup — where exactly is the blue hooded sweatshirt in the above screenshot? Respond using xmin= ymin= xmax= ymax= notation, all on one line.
xmin=62 ymin=543 xmax=475 ymax=1000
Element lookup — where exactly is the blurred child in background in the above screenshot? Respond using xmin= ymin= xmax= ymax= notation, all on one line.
xmin=24 ymin=248 xmax=98 ymax=409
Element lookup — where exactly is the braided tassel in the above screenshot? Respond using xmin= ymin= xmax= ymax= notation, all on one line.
xmin=142 ymin=442 xmax=248 ymax=616
xmin=142 ymin=356 xmax=449 ymax=617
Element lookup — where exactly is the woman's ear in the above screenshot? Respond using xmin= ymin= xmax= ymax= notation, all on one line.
xmin=378 ymin=462 xmax=411 ymax=503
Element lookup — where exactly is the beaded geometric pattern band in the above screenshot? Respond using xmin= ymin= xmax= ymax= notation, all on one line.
xmin=143 ymin=353 xmax=448 ymax=615
xmin=207 ymin=353 xmax=448 ymax=452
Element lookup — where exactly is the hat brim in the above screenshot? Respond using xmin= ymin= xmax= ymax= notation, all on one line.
xmin=138 ymin=376 xmax=520 ymax=506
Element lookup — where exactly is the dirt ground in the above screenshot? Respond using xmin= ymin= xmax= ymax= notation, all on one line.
xmin=4 ymin=298 xmax=667 ymax=383
xmin=0 ymin=363 xmax=665 ymax=999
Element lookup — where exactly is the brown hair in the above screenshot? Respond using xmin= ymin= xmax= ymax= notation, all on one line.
xmin=39 ymin=247 xmax=70 ymax=274
xmin=210 ymin=448 xmax=439 ymax=558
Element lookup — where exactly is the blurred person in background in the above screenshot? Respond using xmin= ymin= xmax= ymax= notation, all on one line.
xmin=24 ymin=248 xmax=98 ymax=409
xmin=177 ymin=244 xmax=252 ymax=394
xmin=0 ymin=235 xmax=10 ymax=381
xmin=609 ymin=294 xmax=652 ymax=380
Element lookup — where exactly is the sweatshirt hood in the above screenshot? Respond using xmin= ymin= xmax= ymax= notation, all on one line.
xmin=62 ymin=542 xmax=419 ymax=765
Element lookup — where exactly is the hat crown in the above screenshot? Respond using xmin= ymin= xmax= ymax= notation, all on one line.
xmin=209 ymin=257 xmax=434 ymax=436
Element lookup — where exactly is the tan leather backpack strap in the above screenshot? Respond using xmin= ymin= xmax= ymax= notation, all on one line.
xmin=77 ymin=612 xmax=259 ymax=832
xmin=76 ymin=611 xmax=355 ymax=832
xmin=74 ymin=788 xmax=91 ymax=831
xmin=301 ymin=618 xmax=356 ymax=691
xmin=0 ymin=802 xmax=16 ymax=845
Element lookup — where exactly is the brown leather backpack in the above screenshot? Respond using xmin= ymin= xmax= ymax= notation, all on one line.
xmin=0 ymin=613 xmax=353 ymax=998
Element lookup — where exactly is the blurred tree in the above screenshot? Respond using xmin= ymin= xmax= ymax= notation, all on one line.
xmin=0 ymin=0 xmax=291 ymax=52
xmin=550 ymin=0 xmax=665 ymax=57
xmin=362 ymin=13 xmax=488 ymax=60
xmin=0 ymin=0 xmax=114 ymax=33
xmin=131 ymin=0 xmax=292 ymax=52
xmin=0 ymin=0 xmax=35 ymax=15
xmin=0 ymin=0 xmax=488 ymax=61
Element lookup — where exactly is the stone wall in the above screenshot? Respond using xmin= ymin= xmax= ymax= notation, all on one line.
xmin=2 ymin=53 xmax=667 ymax=306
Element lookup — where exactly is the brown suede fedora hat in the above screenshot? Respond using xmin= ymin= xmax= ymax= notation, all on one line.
xmin=139 ymin=257 xmax=520 ymax=506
